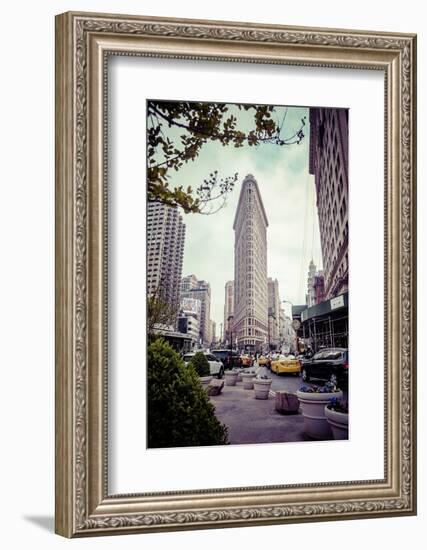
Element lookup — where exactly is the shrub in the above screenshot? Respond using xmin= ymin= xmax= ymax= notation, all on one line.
xmin=147 ymin=339 xmax=228 ymax=448
xmin=189 ymin=352 xmax=211 ymax=377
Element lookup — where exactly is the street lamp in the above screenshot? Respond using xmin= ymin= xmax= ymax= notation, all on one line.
xmin=267 ymin=308 xmax=276 ymax=352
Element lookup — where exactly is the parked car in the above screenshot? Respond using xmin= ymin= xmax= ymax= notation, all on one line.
xmin=271 ymin=354 xmax=301 ymax=375
xmin=241 ymin=354 xmax=254 ymax=367
xmin=300 ymin=348 xmax=348 ymax=387
xmin=183 ymin=352 xmax=224 ymax=378
xmin=210 ymin=349 xmax=241 ymax=369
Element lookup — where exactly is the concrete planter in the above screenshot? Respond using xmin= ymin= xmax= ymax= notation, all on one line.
xmin=325 ymin=406 xmax=349 ymax=440
xmin=241 ymin=372 xmax=257 ymax=390
xmin=224 ymin=371 xmax=238 ymax=386
xmin=255 ymin=365 xmax=270 ymax=378
xmin=253 ymin=378 xmax=272 ymax=399
xmin=199 ymin=375 xmax=213 ymax=388
xmin=236 ymin=369 xmax=244 ymax=382
xmin=296 ymin=390 xmax=343 ymax=439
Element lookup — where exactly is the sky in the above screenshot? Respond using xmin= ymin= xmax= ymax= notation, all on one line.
xmin=151 ymin=103 xmax=322 ymax=336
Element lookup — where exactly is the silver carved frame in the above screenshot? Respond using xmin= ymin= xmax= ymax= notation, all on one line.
xmin=55 ymin=11 xmax=417 ymax=537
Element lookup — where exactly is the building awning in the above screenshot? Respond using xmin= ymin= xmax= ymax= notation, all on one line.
xmin=300 ymin=292 xmax=348 ymax=322
xmin=292 ymin=305 xmax=307 ymax=318
xmin=154 ymin=328 xmax=192 ymax=341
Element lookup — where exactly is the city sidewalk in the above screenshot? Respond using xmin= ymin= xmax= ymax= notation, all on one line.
xmin=209 ymin=382 xmax=332 ymax=445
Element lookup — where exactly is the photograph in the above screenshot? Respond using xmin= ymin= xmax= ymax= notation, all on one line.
xmin=146 ymin=100 xmax=349 ymax=448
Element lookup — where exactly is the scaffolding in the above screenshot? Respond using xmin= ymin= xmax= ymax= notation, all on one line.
xmin=302 ymin=313 xmax=348 ymax=351
xmin=299 ymin=292 xmax=349 ymax=352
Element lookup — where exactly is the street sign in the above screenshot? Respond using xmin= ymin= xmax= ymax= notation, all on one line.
xmin=330 ymin=295 xmax=344 ymax=310
xmin=292 ymin=319 xmax=301 ymax=331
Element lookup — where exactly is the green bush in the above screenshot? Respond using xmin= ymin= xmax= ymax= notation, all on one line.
xmin=189 ymin=351 xmax=211 ymax=377
xmin=147 ymin=339 xmax=228 ymax=448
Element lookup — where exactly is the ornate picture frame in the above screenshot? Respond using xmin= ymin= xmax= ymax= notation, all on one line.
xmin=55 ymin=11 xmax=417 ymax=537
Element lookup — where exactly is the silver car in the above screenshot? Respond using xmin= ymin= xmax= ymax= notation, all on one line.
xmin=183 ymin=352 xmax=224 ymax=378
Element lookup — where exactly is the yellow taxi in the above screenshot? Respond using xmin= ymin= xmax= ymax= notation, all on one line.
xmin=270 ymin=354 xmax=301 ymax=375
xmin=258 ymin=355 xmax=270 ymax=366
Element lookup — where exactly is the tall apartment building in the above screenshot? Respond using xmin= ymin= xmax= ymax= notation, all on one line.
xmin=223 ymin=280 xmax=234 ymax=346
xmin=267 ymin=277 xmax=281 ymax=349
xmin=309 ymin=108 xmax=349 ymax=299
xmin=306 ymin=260 xmax=325 ymax=307
xmin=233 ymin=174 xmax=269 ymax=352
xmin=146 ymin=201 xmax=186 ymax=323
xmin=180 ymin=275 xmax=212 ymax=346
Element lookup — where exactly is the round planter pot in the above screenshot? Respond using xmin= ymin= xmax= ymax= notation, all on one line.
xmin=236 ymin=370 xmax=244 ymax=382
xmin=296 ymin=390 xmax=343 ymax=439
xmin=241 ymin=373 xmax=256 ymax=390
xmin=325 ymin=406 xmax=349 ymax=440
xmin=224 ymin=371 xmax=238 ymax=386
xmin=199 ymin=375 xmax=213 ymax=388
xmin=253 ymin=378 xmax=272 ymax=399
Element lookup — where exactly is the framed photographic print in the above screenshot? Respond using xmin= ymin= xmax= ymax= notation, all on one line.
xmin=55 ymin=11 xmax=417 ymax=537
